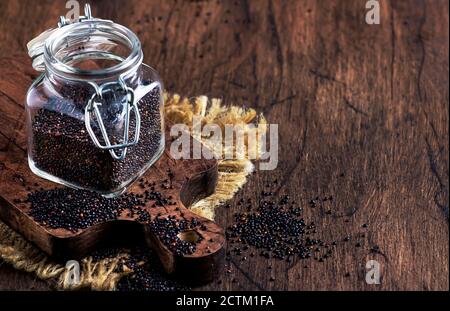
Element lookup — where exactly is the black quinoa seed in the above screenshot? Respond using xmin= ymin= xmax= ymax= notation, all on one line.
xmin=149 ymin=217 xmax=200 ymax=256
xmin=370 ymin=245 xmax=381 ymax=253
xmin=27 ymin=179 xmax=200 ymax=256
xmin=226 ymin=194 xmax=331 ymax=263
xmin=224 ymin=190 xmax=369 ymax=270
xmin=116 ymin=247 xmax=190 ymax=291
xmin=28 ymin=188 xmax=145 ymax=232
xmin=30 ymin=83 xmax=163 ymax=192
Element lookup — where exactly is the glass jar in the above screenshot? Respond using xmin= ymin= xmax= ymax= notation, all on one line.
xmin=26 ymin=7 xmax=164 ymax=197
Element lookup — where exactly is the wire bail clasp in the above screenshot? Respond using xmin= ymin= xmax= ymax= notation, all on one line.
xmin=85 ymin=78 xmax=141 ymax=161
xmin=58 ymin=4 xmax=93 ymax=27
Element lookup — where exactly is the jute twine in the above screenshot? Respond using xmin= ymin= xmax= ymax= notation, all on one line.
xmin=0 ymin=93 xmax=265 ymax=290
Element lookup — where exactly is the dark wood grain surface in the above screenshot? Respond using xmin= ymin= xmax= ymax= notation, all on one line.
xmin=0 ymin=0 xmax=448 ymax=291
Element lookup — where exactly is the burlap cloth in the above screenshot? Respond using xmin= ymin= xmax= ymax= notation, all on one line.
xmin=0 ymin=93 xmax=265 ymax=290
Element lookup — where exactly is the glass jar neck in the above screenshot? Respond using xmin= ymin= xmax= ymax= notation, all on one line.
xmin=44 ymin=20 xmax=143 ymax=83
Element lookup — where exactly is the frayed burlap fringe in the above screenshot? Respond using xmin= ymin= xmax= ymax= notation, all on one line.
xmin=0 ymin=221 xmax=132 ymax=290
xmin=165 ymin=93 xmax=266 ymax=220
xmin=0 ymin=93 xmax=265 ymax=290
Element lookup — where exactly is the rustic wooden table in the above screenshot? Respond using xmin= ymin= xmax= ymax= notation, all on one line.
xmin=0 ymin=0 xmax=448 ymax=291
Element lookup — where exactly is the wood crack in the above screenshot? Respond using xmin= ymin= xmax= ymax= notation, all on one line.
xmin=263 ymin=0 xmax=284 ymax=115
xmin=342 ymin=97 xmax=368 ymax=116
xmin=274 ymin=93 xmax=309 ymax=195
xmin=425 ymin=138 xmax=449 ymax=220
xmin=416 ymin=0 xmax=427 ymax=102
xmin=0 ymin=90 xmax=23 ymax=109
xmin=309 ymin=69 xmax=346 ymax=86
xmin=390 ymin=1 xmax=396 ymax=102
xmin=230 ymin=258 xmax=266 ymax=291
xmin=0 ymin=130 xmax=26 ymax=154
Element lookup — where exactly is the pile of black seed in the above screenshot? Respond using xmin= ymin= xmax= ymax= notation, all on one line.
xmin=27 ymin=188 xmax=150 ymax=232
xmin=30 ymin=80 xmax=163 ymax=193
xmin=25 ymin=184 xmax=200 ymax=289
xmin=221 ymin=180 xmax=372 ymax=286
xmin=25 ymin=178 xmax=199 ymax=256
xmin=91 ymin=246 xmax=190 ymax=291
xmin=226 ymin=191 xmax=337 ymax=263
xmin=149 ymin=216 xmax=203 ymax=256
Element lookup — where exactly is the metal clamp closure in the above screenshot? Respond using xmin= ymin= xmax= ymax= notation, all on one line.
xmin=58 ymin=4 xmax=93 ymax=27
xmin=85 ymin=79 xmax=141 ymax=160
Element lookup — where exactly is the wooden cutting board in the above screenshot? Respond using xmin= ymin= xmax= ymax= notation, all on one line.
xmin=0 ymin=55 xmax=224 ymax=284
